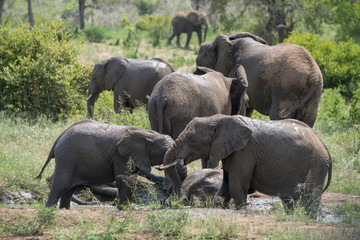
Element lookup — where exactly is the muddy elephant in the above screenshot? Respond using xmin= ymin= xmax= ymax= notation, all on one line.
xmin=180 ymin=168 xmax=223 ymax=204
xmin=87 ymin=56 xmax=175 ymax=117
xmin=196 ymin=32 xmax=323 ymax=127
xmin=168 ymin=11 xmax=208 ymax=49
xmin=157 ymin=114 xmax=332 ymax=215
xmin=148 ymin=66 xmax=248 ymax=168
xmin=36 ymin=120 xmax=186 ymax=209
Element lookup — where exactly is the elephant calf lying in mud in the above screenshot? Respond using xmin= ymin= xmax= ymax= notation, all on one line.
xmin=180 ymin=168 xmax=223 ymax=204
xmin=156 ymin=114 xmax=332 ymax=215
xmin=37 ymin=120 xmax=187 ymax=209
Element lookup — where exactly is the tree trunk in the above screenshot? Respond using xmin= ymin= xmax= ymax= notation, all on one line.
xmin=79 ymin=0 xmax=86 ymax=29
xmin=0 ymin=0 xmax=5 ymax=25
xmin=27 ymin=0 xmax=34 ymax=27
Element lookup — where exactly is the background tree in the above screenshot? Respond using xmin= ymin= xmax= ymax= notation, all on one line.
xmin=0 ymin=0 xmax=4 ymax=25
xmin=79 ymin=0 xmax=85 ymax=29
xmin=27 ymin=0 xmax=34 ymax=27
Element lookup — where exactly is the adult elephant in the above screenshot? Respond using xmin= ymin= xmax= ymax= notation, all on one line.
xmin=168 ymin=11 xmax=208 ymax=49
xmin=196 ymin=32 xmax=323 ymax=127
xmin=148 ymin=66 xmax=248 ymax=168
xmin=87 ymin=56 xmax=174 ymax=117
xmin=156 ymin=114 xmax=332 ymax=216
xmin=36 ymin=120 xmax=187 ymax=209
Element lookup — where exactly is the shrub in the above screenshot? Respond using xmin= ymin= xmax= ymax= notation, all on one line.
xmin=82 ymin=25 xmax=107 ymax=43
xmin=136 ymin=15 xmax=171 ymax=47
xmin=0 ymin=21 xmax=91 ymax=119
xmin=134 ymin=0 xmax=157 ymax=16
xmin=284 ymin=31 xmax=360 ymax=100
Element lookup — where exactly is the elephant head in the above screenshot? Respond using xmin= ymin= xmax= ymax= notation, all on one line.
xmin=117 ymin=128 xmax=187 ymax=191
xmin=196 ymin=32 xmax=266 ymax=76
xmin=187 ymin=11 xmax=208 ymax=42
xmin=117 ymin=129 xmax=175 ymax=175
xmin=87 ymin=57 xmax=129 ymax=117
xmin=156 ymin=115 xmax=252 ymax=194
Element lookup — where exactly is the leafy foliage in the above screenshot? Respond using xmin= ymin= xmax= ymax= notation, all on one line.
xmin=136 ymin=15 xmax=171 ymax=47
xmin=134 ymin=0 xmax=158 ymax=16
xmin=82 ymin=25 xmax=107 ymax=43
xmin=0 ymin=21 xmax=91 ymax=119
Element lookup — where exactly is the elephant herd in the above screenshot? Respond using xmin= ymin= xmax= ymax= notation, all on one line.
xmin=38 ymin=31 xmax=331 ymax=216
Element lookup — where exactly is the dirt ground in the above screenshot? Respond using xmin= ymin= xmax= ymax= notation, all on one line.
xmin=1 ymin=191 xmax=359 ymax=239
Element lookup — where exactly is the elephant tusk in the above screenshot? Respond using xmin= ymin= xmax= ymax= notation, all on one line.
xmin=153 ymin=158 xmax=183 ymax=170
xmin=86 ymin=93 xmax=94 ymax=101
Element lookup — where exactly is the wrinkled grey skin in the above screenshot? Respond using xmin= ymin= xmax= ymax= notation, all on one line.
xmin=168 ymin=11 xmax=209 ymax=49
xmin=37 ymin=120 xmax=186 ymax=209
xmin=180 ymin=168 xmax=223 ymax=203
xmin=161 ymin=114 xmax=332 ymax=215
xmin=148 ymin=65 xmax=248 ymax=169
xmin=87 ymin=56 xmax=174 ymax=117
xmin=196 ymin=32 xmax=323 ymax=127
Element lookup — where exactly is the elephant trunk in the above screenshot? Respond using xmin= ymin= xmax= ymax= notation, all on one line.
xmin=87 ymin=92 xmax=99 ymax=118
xmin=162 ymin=146 xmax=185 ymax=195
xmin=203 ymin=24 xmax=208 ymax=42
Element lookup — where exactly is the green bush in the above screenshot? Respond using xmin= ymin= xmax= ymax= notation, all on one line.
xmin=284 ymin=31 xmax=360 ymax=99
xmin=134 ymin=0 xmax=157 ymax=16
xmin=82 ymin=25 xmax=107 ymax=43
xmin=0 ymin=21 xmax=91 ymax=119
xmin=136 ymin=15 xmax=171 ymax=47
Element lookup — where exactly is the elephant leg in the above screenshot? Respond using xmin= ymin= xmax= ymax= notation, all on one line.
xmin=196 ymin=29 xmax=202 ymax=46
xmin=228 ymin=173 xmax=248 ymax=208
xmin=280 ymin=196 xmax=295 ymax=213
xmin=168 ymin=33 xmax=176 ymax=45
xmin=176 ymin=34 xmax=181 ymax=46
xmin=185 ymin=32 xmax=193 ymax=49
xmin=201 ymin=158 xmax=207 ymax=168
xmin=59 ymin=188 xmax=76 ymax=209
xmin=214 ymin=169 xmax=230 ymax=207
xmin=45 ymin=171 xmax=73 ymax=207
xmin=115 ymin=174 xmax=133 ymax=208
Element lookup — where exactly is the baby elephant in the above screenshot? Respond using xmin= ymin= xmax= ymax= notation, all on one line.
xmin=180 ymin=168 xmax=223 ymax=204
xmin=158 ymin=114 xmax=332 ymax=215
xmin=37 ymin=120 xmax=186 ymax=209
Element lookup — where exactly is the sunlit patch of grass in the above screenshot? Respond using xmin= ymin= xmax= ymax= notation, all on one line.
xmin=185 ymin=215 xmax=241 ymax=239
xmin=0 ymin=206 xmax=56 ymax=237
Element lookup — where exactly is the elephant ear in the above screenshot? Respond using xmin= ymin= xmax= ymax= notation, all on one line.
xmin=187 ymin=12 xmax=202 ymax=26
xmin=208 ymin=116 xmax=252 ymax=168
xmin=193 ymin=66 xmax=216 ymax=75
xmin=117 ymin=129 xmax=152 ymax=174
xmin=102 ymin=56 xmax=129 ymax=91
xmin=213 ymin=35 xmax=233 ymax=76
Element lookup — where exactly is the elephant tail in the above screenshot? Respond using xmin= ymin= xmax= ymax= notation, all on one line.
xmin=157 ymin=95 xmax=167 ymax=134
xmin=278 ymin=74 xmax=321 ymax=120
xmin=322 ymin=152 xmax=332 ymax=193
xmin=36 ymin=136 xmax=59 ymax=179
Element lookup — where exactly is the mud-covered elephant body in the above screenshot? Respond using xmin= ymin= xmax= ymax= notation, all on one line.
xmin=148 ymin=66 xmax=248 ymax=168
xmin=159 ymin=115 xmax=332 ymax=215
xmin=37 ymin=120 xmax=186 ymax=209
xmin=87 ymin=57 xmax=174 ymax=117
xmin=196 ymin=32 xmax=323 ymax=127
xmin=180 ymin=168 xmax=223 ymax=203
xmin=168 ymin=11 xmax=208 ymax=49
